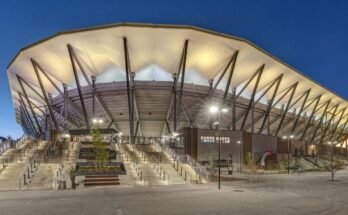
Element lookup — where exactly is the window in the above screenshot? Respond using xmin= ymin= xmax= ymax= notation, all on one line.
xmin=200 ymin=136 xmax=230 ymax=144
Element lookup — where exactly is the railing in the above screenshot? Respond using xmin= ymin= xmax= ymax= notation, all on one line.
xmin=0 ymin=140 xmax=11 ymax=156
xmin=152 ymin=141 xmax=209 ymax=183
xmin=176 ymin=154 xmax=210 ymax=182
xmin=18 ymin=151 xmax=40 ymax=190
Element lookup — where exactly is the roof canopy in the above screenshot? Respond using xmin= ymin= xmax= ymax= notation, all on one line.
xmin=7 ymin=23 xmax=348 ymax=134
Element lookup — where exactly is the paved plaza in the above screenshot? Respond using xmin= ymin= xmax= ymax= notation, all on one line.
xmin=1 ymin=170 xmax=348 ymax=215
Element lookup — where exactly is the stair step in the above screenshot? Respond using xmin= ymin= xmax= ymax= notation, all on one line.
xmin=84 ymin=182 xmax=120 ymax=186
xmin=85 ymin=178 xmax=119 ymax=182
xmin=85 ymin=175 xmax=119 ymax=179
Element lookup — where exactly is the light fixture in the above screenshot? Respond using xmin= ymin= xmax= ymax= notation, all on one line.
xmin=282 ymin=136 xmax=287 ymax=139
xmin=118 ymin=132 xmax=123 ymax=136
xmin=237 ymin=140 xmax=241 ymax=145
xmin=98 ymin=119 xmax=103 ymax=124
xmin=209 ymin=105 xmax=218 ymax=113
xmin=172 ymin=132 xmax=178 ymax=137
xmin=221 ymin=107 xmax=228 ymax=113
xmin=289 ymin=135 xmax=295 ymax=139
xmin=92 ymin=118 xmax=98 ymax=124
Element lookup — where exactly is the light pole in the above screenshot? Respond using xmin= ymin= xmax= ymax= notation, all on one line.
xmin=282 ymin=135 xmax=294 ymax=175
xmin=237 ymin=140 xmax=242 ymax=173
xmin=209 ymin=105 xmax=228 ymax=190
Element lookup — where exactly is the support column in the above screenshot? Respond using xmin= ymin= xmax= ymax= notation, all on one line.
xmin=251 ymin=100 xmax=255 ymax=133
xmin=63 ymin=84 xmax=68 ymax=132
xmin=173 ymin=73 xmax=178 ymax=132
xmin=267 ymin=101 xmax=271 ymax=135
xmin=232 ymin=88 xmax=236 ymax=131
xmin=92 ymin=76 xmax=96 ymax=120
xmin=32 ymin=60 xmax=60 ymax=131
xmin=209 ymin=79 xmax=213 ymax=130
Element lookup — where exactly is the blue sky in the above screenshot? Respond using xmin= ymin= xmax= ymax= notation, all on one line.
xmin=1 ymin=0 xmax=348 ymax=138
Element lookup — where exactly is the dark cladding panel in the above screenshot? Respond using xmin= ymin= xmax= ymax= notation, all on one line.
xmin=183 ymin=127 xmax=198 ymax=159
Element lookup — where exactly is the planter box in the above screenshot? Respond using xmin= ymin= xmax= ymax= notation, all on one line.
xmin=76 ymin=162 xmax=126 ymax=176
xmin=79 ymin=148 xmax=116 ymax=160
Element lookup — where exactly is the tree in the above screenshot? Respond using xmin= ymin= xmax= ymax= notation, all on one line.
xmin=245 ymin=152 xmax=257 ymax=174
xmin=326 ymin=155 xmax=346 ymax=181
xmin=92 ymin=128 xmax=109 ymax=170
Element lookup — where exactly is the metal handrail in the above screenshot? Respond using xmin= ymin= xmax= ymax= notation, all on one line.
xmin=153 ymin=141 xmax=209 ymax=183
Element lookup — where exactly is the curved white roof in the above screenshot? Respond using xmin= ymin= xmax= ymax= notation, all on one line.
xmin=7 ymin=23 xmax=348 ymax=133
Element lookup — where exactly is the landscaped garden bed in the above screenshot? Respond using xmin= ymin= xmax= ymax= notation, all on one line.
xmin=79 ymin=148 xmax=116 ymax=160
xmin=76 ymin=162 xmax=126 ymax=176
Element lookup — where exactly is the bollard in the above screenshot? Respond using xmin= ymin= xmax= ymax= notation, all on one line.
xmin=18 ymin=178 xmax=21 ymax=191
xmin=180 ymin=166 xmax=183 ymax=176
xmin=23 ymin=173 xmax=26 ymax=185
xmin=27 ymin=168 xmax=30 ymax=179
xmin=185 ymin=171 xmax=187 ymax=181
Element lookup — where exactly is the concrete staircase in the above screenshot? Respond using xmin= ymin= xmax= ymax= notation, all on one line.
xmin=0 ymin=163 xmax=27 ymax=191
xmin=135 ymin=144 xmax=187 ymax=185
xmin=28 ymin=141 xmax=80 ymax=190
xmin=152 ymin=143 xmax=208 ymax=184
xmin=84 ymin=175 xmax=120 ymax=187
xmin=0 ymin=140 xmax=41 ymax=191
xmin=29 ymin=163 xmax=59 ymax=190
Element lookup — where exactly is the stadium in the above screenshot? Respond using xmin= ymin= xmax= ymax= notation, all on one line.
xmin=3 ymin=23 xmax=348 ymax=189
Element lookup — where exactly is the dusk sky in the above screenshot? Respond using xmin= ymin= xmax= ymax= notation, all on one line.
xmin=1 ymin=0 xmax=348 ymax=139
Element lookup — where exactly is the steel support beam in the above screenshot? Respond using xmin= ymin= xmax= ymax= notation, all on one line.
xmin=67 ymin=44 xmax=119 ymax=131
xmin=290 ymin=89 xmax=311 ymax=134
xmin=16 ymin=75 xmax=79 ymax=128
xmin=19 ymin=107 xmax=34 ymax=137
xmin=19 ymin=99 xmax=37 ymax=137
xmin=329 ymin=109 xmax=347 ymax=141
xmin=240 ymin=64 xmax=264 ymax=131
xmin=123 ymin=37 xmax=134 ymax=142
xmin=92 ymin=76 xmax=96 ymax=120
xmin=275 ymin=82 xmax=298 ymax=136
xmin=300 ymin=95 xmax=322 ymax=140
xmin=222 ymin=51 xmax=238 ymax=103
xmin=319 ymin=105 xmax=339 ymax=143
xmin=211 ymin=52 xmax=238 ymax=96
xmin=31 ymin=59 xmax=59 ymax=131
xmin=176 ymin=40 xmax=189 ymax=130
xmin=16 ymin=75 xmax=42 ymax=135
xmin=258 ymin=74 xmax=283 ymax=133
xmin=173 ymin=74 xmax=178 ymax=132
xmin=63 ymin=84 xmax=68 ymax=132
xmin=309 ymin=100 xmax=331 ymax=144
xmin=131 ymin=72 xmax=142 ymax=137
xmin=67 ymin=46 xmax=90 ymax=129
xmin=337 ymin=118 xmax=348 ymax=141
xmin=236 ymin=65 xmax=264 ymax=98
xmin=18 ymin=92 xmax=38 ymax=136
xmin=231 ymin=88 xmax=236 ymax=131
xmin=162 ymin=88 xmax=174 ymax=136
xmin=31 ymin=59 xmax=84 ymax=124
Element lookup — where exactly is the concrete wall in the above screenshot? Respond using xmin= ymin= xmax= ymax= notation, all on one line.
xmin=252 ymin=134 xmax=277 ymax=155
